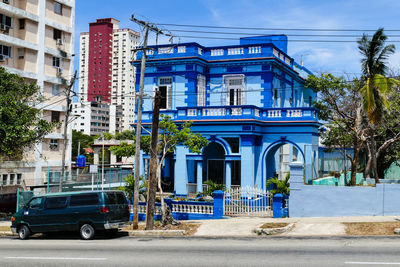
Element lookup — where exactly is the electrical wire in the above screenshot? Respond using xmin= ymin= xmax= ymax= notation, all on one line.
xmin=155 ymin=23 xmax=400 ymax=32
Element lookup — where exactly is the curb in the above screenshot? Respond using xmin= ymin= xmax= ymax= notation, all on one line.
xmin=254 ymin=223 xmax=294 ymax=235
xmin=126 ymin=230 xmax=185 ymax=237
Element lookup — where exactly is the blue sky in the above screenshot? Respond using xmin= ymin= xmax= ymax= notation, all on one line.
xmin=74 ymin=0 xmax=400 ymax=77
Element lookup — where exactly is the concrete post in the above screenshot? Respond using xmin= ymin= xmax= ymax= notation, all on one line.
xmin=273 ymin=193 xmax=283 ymax=218
xmin=212 ymin=190 xmax=224 ymax=219
xmin=289 ymin=161 xmax=304 ymax=188
xmin=225 ymin=161 xmax=231 ymax=189
xmin=197 ymin=161 xmax=203 ymax=193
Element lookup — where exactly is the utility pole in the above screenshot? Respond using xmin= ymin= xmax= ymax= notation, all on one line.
xmin=60 ymin=70 xmax=77 ymax=192
xmin=145 ymin=90 xmax=161 ymax=230
xmin=130 ymin=14 xmax=167 ymax=229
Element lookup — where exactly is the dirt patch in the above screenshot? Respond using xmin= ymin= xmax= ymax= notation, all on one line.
xmin=123 ymin=222 xmax=200 ymax=236
xmin=260 ymin=223 xmax=289 ymax=229
xmin=344 ymin=222 xmax=400 ymax=235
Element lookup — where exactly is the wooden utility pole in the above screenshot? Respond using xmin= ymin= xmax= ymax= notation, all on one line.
xmin=130 ymin=14 xmax=167 ymax=229
xmin=60 ymin=70 xmax=77 ymax=192
xmin=145 ymin=90 xmax=161 ymax=230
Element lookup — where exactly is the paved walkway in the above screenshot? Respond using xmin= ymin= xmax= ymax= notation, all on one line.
xmin=192 ymin=216 xmax=400 ymax=237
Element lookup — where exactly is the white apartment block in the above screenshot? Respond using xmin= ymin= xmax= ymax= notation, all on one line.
xmin=0 ymin=0 xmax=75 ymax=188
xmin=111 ymin=28 xmax=138 ymax=132
xmin=74 ymin=19 xmax=139 ymax=135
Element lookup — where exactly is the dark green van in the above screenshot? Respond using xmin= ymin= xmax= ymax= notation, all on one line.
xmin=11 ymin=190 xmax=130 ymax=240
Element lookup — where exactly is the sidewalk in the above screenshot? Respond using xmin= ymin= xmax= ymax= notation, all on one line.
xmin=191 ymin=215 xmax=400 ymax=237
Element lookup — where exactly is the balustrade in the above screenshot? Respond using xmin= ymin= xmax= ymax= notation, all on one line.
xmin=231 ymin=108 xmax=242 ymax=115
xmin=287 ymin=109 xmax=302 ymax=117
xmin=267 ymin=110 xmax=282 ymax=118
xmin=202 ymin=108 xmax=226 ymax=116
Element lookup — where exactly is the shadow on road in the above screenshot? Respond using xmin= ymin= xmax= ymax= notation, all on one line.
xmin=11 ymin=231 xmax=129 ymax=240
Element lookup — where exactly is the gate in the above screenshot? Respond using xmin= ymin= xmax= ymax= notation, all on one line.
xmin=224 ymin=186 xmax=272 ymax=217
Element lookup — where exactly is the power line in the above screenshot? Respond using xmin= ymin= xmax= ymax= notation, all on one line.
xmin=171 ymin=35 xmax=400 ymax=43
xmin=156 ymin=23 xmax=400 ymax=32
xmin=168 ymin=29 xmax=400 ymax=38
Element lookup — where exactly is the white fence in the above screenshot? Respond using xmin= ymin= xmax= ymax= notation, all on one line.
xmin=224 ymin=186 xmax=272 ymax=217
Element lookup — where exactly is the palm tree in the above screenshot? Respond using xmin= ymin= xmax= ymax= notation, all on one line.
xmin=357 ymin=28 xmax=400 ymax=181
xmin=357 ymin=28 xmax=397 ymax=124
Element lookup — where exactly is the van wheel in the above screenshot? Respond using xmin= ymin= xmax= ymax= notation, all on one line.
xmin=80 ymin=224 xmax=95 ymax=240
xmin=18 ymin=225 xmax=30 ymax=240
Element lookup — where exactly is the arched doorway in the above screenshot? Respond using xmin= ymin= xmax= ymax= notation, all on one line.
xmin=263 ymin=140 xmax=304 ymax=188
xmin=203 ymin=142 xmax=226 ymax=184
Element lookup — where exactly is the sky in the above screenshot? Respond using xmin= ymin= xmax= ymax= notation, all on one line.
xmin=74 ymin=0 xmax=400 ymax=78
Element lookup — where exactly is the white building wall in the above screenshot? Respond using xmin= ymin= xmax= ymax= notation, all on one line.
xmin=111 ymin=29 xmax=139 ymax=132
xmin=0 ymin=0 xmax=75 ymax=187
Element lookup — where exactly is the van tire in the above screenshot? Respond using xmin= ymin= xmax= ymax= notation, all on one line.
xmin=80 ymin=224 xmax=95 ymax=240
xmin=18 ymin=225 xmax=30 ymax=240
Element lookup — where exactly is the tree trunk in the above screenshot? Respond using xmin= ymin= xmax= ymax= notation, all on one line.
xmin=365 ymin=141 xmax=372 ymax=178
xmin=157 ymin=161 xmax=166 ymax=224
xmin=145 ymin=91 xmax=161 ymax=230
xmin=371 ymin=138 xmax=379 ymax=184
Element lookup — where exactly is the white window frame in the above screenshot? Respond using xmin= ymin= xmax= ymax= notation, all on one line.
xmin=52 ymin=56 xmax=61 ymax=68
xmin=158 ymin=77 xmax=172 ymax=110
xmin=223 ymin=74 xmax=245 ymax=106
xmin=197 ymin=75 xmax=206 ymax=106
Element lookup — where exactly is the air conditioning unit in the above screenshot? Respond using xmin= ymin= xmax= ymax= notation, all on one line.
xmin=0 ymin=24 xmax=7 ymax=31
xmin=56 ymin=67 xmax=63 ymax=76
xmin=0 ymin=55 xmax=5 ymax=62
xmin=56 ymin=38 xmax=63 ymax=45
xmin=3 ymin=0 xmax=10 ymax=4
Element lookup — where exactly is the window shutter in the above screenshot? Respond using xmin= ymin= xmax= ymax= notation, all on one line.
xmin=167 ymin=85 xmax=172 ymax=109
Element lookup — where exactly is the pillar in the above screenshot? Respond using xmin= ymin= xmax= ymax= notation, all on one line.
xmin=212 ymin=190 xmax=224 ymax=219
xmin=174 ymin=146 xmax=188 ymax=196
xmin=196 ymin=161 xmax=203 ymax=193
xmin=225 ymin=161 xmax=231 ymax=189
xmin=240 ymin=135 xmax=255 ymax=187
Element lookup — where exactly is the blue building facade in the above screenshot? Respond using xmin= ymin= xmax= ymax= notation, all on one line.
xmin=134 ymin=35 xmax=320 ymax=195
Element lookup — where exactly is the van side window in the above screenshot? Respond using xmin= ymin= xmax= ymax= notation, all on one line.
xmin=70 ymin=194 xmax=99 ymax=206
xmin=116 ymin=193 xmax=127 ymax=204
xmin=106 ymin=193 xmax=117 ymax=204
xmin=28 ymin=197 xmax=43 ymax=209
xmin=44 ymin=196 xmax=67 ymax=209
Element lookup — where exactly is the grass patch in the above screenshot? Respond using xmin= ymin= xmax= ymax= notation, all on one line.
xmin=123 ymin=222 xmax=200 ymax=236
xmin=260 ymin=223 xmax=289 ymax=229
xmin=344 ymin=222 xmax=400 ymax=235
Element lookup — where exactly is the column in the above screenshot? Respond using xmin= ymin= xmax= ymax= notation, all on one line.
xmin=174 ymin=145 xmax=188 ymax=196
xmin=225 ymin=161 xmax=231 ymax=189
xmin=196 ymin=161 xmax=203 ymax=193
xmin=240 ymin=135 xmax=255 ymax=187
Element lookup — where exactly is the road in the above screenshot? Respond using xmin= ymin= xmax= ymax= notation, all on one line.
xmin=1 ymin=235 xmax=400 ymax=266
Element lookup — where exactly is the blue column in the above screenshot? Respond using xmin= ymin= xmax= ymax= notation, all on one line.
xmin=174 ymin=146 xmax=187 ymax=196
xmin=273 ymin=193 xmax=283 ymax=218
xmin=240 ymin=135 xmax=255 ymax=187
xmin=213 ymin=190 xmax=224 ymax=219
xmin=225 ymin=161 xmax=231 ymax=189
xmin=197 ymin=161 xmax=203 ymax=193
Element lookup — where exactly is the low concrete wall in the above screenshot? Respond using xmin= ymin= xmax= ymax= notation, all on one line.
xmin=289 ymin=162 xmax=400 ymax=217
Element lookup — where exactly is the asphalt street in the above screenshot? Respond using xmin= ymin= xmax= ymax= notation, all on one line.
xmin=1 ymin=235 xmax=400 ymax=266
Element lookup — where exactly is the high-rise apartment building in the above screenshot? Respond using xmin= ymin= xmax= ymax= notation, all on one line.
xmin=0 ymin=0 xmax=75 ymax=187
xmin=73 ymin=18 xmax=139 ymax=135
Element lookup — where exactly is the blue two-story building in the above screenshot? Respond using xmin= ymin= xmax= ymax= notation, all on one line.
xmin=134 ymin=35 xmax=320 ymax=196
